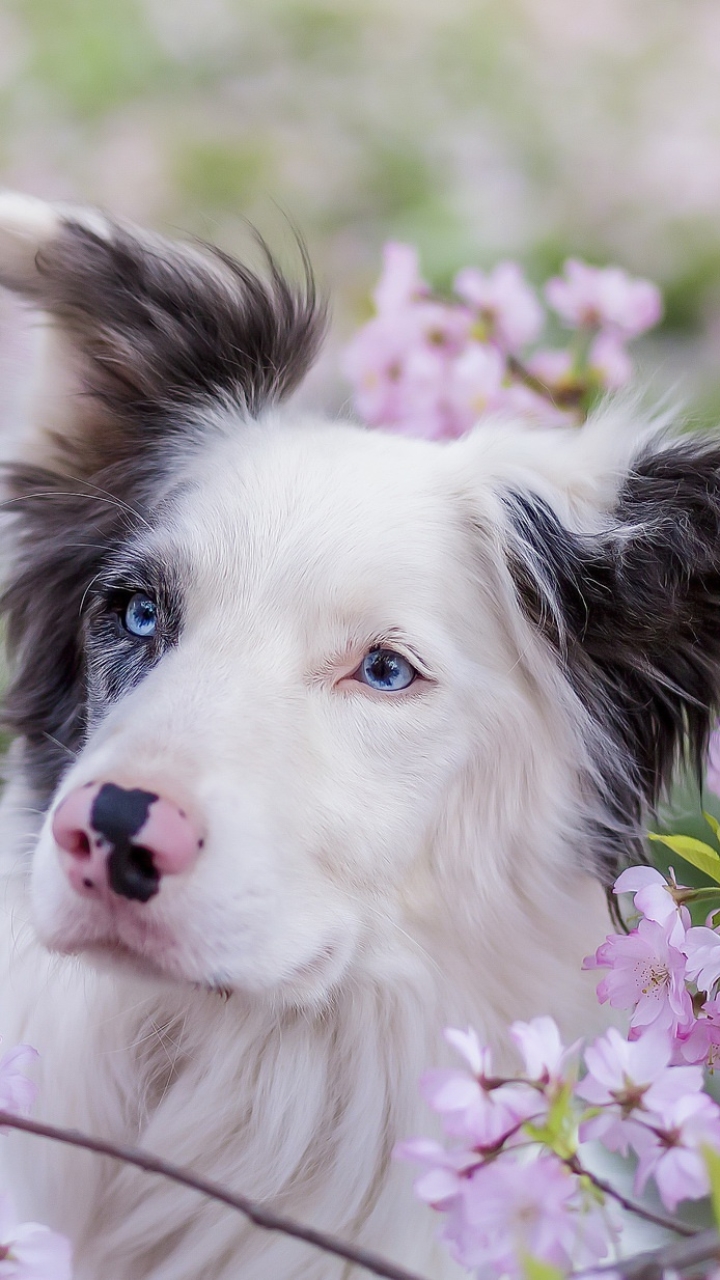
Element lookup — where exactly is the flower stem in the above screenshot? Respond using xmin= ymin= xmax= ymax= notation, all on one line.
xmin=566 ymin=1154 xmax=698 ymax=1238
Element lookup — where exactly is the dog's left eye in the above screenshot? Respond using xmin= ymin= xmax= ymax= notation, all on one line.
xmin=123 ymin=592 xmax=157 ymax=638
xmin=357 ymin=648 xmax=417 ymax=691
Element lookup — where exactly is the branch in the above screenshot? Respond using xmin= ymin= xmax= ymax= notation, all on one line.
xmin=575 ymin=1227 xmax=720 ymax=1279
xmin=505 ymin=354 xmax=587 ymax=410
xmin=0 ymin=1111 xmax=431 ymax=1280
xmin=567 ymin=1155 xmax=698 ymax=1238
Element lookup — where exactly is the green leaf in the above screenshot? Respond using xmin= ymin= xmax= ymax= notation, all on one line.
xmin=648 ymin=833 xmax=720 ymax=885
xmin=704 ymin=811 xmax=720 ymax=846
xmin=522 ymin=1255 xmax=564 ymax=1280
xmin=523 ymin=1082 xmax=577 ymax=1160
xmin=704 ymin=1146 xmax=720 ymax=1228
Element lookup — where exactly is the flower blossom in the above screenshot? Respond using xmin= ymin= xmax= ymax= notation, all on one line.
xmin=577 ymin=1026 xmax=703 ymax=1153
xmin=545 ymin=260 xmax=662 ymax=337
xmin=447 ymin=1156 xmax=612 ymax=1278
xmin=372 ymin=242 xmax=429 ymax=313
xmin=682 ymin=925 xmax=720 ymax=995
xmin=588 ymin=331 xmax=633 ymax=389
xmin=674 ymin=994 xmax=720 ymax=1065
xmin=454 ymin=262 xmax=544 ymax=352
xmin=510 ymin=1016 xmax=579 ymax=1088
xmin=419 ymin=1028 xmax=540 ymax=1148
xmin=584 ymin=912 xmax=693 ymax=1037
xmin=634 ymin=1091 xmax=720 ymax=1211
xmin=612 ymin=865 xmax=682 ymax=925
xmin=0 ymin=1194 xmax=72 ymax=1280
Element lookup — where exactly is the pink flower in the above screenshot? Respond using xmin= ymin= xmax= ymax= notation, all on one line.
xmin=495 ymin=381 xmax=572 ymax=427
xmin=445 ymin=342 xmax=506 ymax=432
xmin=674 ymin=995 xmax=720 ymax=1065
xmin=634 ymin=1092 xmax=720 ymax=1210
xmin=526 ymin=348 xmax=573 ymax=386
xmin=613 ymin=866 xmax=680 ymax=924
xmin=448 ymin=1156 xmax=611 ymax=1276
xmin=341 ymin=311 xmax=419 ymax=426
xmin=584 ymin=914 xmax=693 ymax=1037
xmin=342 ymin=299 xmax=474 ymax=439
xmin=393 ymin=1138 xmax=477 ymax=1208
xmin=372 ymin=242 xmax=429 ymax=314
xmin=707 ymin=728 xmax=720 ymax=796
xmin=0 ymin=1046 xmax=38 ymax=1119
xmin=444 ymin=1026 xmax=487 ymax=1076
xmin=454 ymin=262 xmax=544 ymax=352
xmin=421 ymin=1030 xmax=540 ymax=1147
xmin=577 ymin=1026 xmax=703 ymax=1154
xmin=589 ymin=331 xmax=632 ymax=389
xmin=578 ymin=1026 xmax=702 ymax=1109
xmin=545 ymin=260 xmax=662 ymax=337
xmin=0 ymin=1194 xmax=72 ymax=1280
xmin=682 ymin=925 xmax=720 ymax=994
xmin=510 ymin=1016 xmax=579 ymax=1086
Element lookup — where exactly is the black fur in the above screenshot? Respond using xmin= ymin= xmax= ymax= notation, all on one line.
xmin=507 ymin=436 xmax=720 ymax=881
xmin=33 ymin=218 xmax=326 ymax=475
xmin=0 ymin=462 xmax=155 ymax=796
xmin=0 ymin=218 xmax=325 ymax=800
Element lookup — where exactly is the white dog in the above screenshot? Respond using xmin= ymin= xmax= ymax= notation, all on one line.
xmin=0 ymin=193 xmax=715 ymax=1280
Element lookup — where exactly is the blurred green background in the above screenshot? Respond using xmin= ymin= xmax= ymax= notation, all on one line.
xmin=0 ymin=0 xmax=720 ymax=842
xmin=1 ymin=0 xmax=720 ymax=416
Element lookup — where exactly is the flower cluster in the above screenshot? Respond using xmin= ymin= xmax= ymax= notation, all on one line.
xmin=342 ymin=244 xmax=662 ymax=441
xmin=587 ymin=864 xmax=720 ymax=1069
xmin=0 ymin=1044 xmax=71 ymax=1279
xmin=398 ymin=857 xmax=720 ymax=1278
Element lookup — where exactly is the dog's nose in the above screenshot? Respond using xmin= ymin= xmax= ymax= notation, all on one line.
xmin=52 ymin=782 xmax=203 ymax=903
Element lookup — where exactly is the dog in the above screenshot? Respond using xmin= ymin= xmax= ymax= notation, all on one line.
xmin=0 ymin=192 xmax=717 ymax=1279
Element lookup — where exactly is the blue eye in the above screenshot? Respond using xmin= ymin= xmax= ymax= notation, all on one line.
xmin=123 ymin=592 xmax=157 ymax=638
xmin=359 ymin=648 xmax=417 ymax=691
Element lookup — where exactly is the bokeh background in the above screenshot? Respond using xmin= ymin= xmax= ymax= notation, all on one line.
xmin=0 ymin=0 xmax=719 ymax=844
xmin=2 ymin=0 xmax=720 ymax=419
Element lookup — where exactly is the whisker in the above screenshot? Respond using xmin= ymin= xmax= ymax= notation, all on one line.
xmin=42 ymin=732 xmax=78 ymax=762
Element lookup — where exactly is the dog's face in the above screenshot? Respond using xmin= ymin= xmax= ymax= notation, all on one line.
xmin=2 ymin=195 xmax=720 ymax=1006
xmin=30 ymin=421 xmax=520 ymax=999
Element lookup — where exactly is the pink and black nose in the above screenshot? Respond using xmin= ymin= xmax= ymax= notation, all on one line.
xmin=52 ymin=782 xmax=203 ymax=903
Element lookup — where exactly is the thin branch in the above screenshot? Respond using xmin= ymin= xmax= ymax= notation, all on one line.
xmin=0 ymin=1111 xmax=430 ymax=1280
xmin=567 ymin=1155 xmax=698 ymax=1238
xmin=505 ymin=354 xmax=587 ymax=410
xmin=574 ymin=1226 xmax=720 ymax=1280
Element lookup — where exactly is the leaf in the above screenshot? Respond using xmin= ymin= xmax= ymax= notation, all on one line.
xmin=524 ymin=1083 xmax=577 ymax=1160
xmin=648 ymin=833 xmax=720 ymax=885
xmin=704 ymin=1146 xmax=720 ymax=1228
xmin=522 ymin=1255 xmax=564 ymax=1280
xmin=704 ymin=811 xmax=720 ymax=846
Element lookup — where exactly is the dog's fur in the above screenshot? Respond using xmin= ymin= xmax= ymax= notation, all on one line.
xmin=0 ymin=194 xmax=719 ymax=1278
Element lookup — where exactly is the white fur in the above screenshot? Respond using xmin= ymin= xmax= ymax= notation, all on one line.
xmin=0 ymin=195 xmax=639 ymax=1280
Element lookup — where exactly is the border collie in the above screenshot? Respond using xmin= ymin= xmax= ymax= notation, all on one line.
xmin=0 ymin=192 xmax=718 ymax=1280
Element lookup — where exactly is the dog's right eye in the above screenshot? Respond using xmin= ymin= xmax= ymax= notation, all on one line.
xmin=122 ymin=592 xmax=157 ymax=639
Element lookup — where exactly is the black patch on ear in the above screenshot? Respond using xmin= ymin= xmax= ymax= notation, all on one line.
xmin=506 ymin=437 xmax=720 ymax=881
xmin=0 ymin=216 xmax=325 ymax=799
xmin=33 ymin=217 xmax=326 ymax=475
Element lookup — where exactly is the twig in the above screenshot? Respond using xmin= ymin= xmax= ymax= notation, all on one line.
xmin=574 ymin=1226 xmax=720 ymax=1279
xmin=505 ymin=354 xmax=584 ymax=407
xmin=0 ymin=1111 xmax=431 ymax=1280
xmin=567 ymin=1155 xmax=698 ymax=1238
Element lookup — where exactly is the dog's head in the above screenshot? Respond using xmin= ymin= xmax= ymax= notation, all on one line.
xmin=1 ymin=194 xmax=719 ymax=1007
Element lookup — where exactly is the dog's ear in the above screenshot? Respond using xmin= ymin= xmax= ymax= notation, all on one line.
xmin=505 ymin=434 xmax=720 ymax=875
xmin=0 ymin=193 xmax=325 ymax=796
xmin=0 ymin=191 xmax=325 ymax=475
